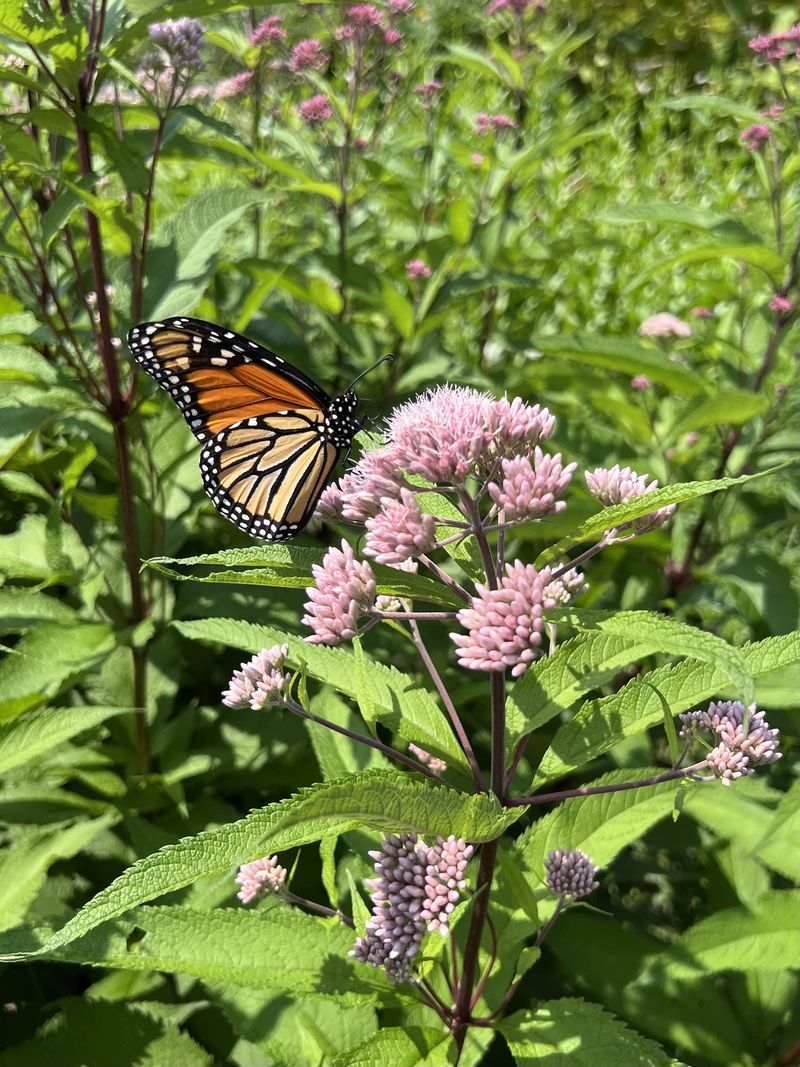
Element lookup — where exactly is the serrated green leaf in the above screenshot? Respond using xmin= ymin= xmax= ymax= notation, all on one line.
xmin=599 ymin=200 xmax=760 ymax=243
xmin=529 ymin=335 xmax=702 ymax=394
xmin=332 ymin=1027 xmax=455 ymax=1067
xmin=15 ymin=771 xmax=519 ymax=956
xmin=174 ymin=617 xmax=468 ymax=773
xmin=668 ymin=390 xmax=770 ymax=441
xmin=0 ymin=705 xmax=133 ymax=774
xmin=498 ymin=999 xmax=673 ymax=1066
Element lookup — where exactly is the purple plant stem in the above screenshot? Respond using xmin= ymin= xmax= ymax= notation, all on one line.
xmin=506 ymin=761 xmax=709 ymax=807
xmin=281 ymin=889 xmax=354 ymax=927
xmin=407 ymin=619 xmax=487 ymax=792
xmin=282 ymin=699 xmax=442 ymax=782
xmin=418 ymin=554 xmax=471 ymax=603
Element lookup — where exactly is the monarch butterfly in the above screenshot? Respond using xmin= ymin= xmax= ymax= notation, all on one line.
xmin=128 ymin=316 xmax=388 ymax=541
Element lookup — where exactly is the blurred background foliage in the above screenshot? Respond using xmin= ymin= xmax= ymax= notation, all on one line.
xmin=0 ymin=0 xmax=798 ymax=1063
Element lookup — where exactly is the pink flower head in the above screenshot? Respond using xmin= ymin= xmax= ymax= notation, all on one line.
xmin=545 ymin=849 xmax=599 ymax=899
xmin=452 ymin=561 xmax=557 ymax=677
xmin=249 ymin=15 xmax=287 ymax=46
xmin=386 ymin=386 xmax=492 ymax=485
xmin=691 ymin=306 xmax=714 ymax=318
xmin=419 ymin=836 xmax=474 ymax=934
xmin=638 ymin=312 xmax=692 ymax=339
xmin=302 ymin=540 xmax=376 ymax=644
xmin=471 ymin=152 xmax=485 ymax=165
xmin=414 ymin=79 xmax=444 ymax=106
xmin=299 ymin=93 xmax=333 ymax=126
xmin=214 ymin=70 xmax=253 ymax=99
xmin=384 ymin=28 xmax=404 ymax=47
xmin=408 ymin=743 xmax=447 ymax=774
xmin=769 ymin=293 xmax=793 ymax=313
xmin=406 ymin=258 xmax=432 ymax=280
xmin=148 ymin=17 xmax=205 ymax=69
xmin=289 ymin=38 xmax=329 ymax=72
xmin=543 ymin=567 xmax=587 ymax=606
xmin=486 ymin=395 xmax=556 ymax=455
xmin=332 ymin=446 xmax=405 ymax=523
xmin=748 ymin=32 xmax=793 ymax=62
xmin=222 ymin=644 xmax=291 ymax=709
xmin=685 ymin=431 xmax=699 ymax=446
xmin=585 ymin=464 xmax=675 ymax=533
xmin=475 ymin=112 xmax=516 ymax=135
xmin=739 ymin=123 xmax=770 ymax=152
xmin=491 ymin=114 xmax=516 ymax=130
xmin=236 ymin=855 xmax=287 ymax=903
xmin=761 ymin=102 xmax=785 ymax=119
xmin=487 ymin=448 xmax=576 ymax=522
xmin=388 ymin=0 xmax=415 ymax=10
xmin=342 ymin=3 xmax=385 ymax=40
xmin=630 ymin=374 xmax=651 ymax=391
xmin=364 ymin=488 xmax=437 ymax=565
xmin=681 ymin=700 xmax=781 ymax=787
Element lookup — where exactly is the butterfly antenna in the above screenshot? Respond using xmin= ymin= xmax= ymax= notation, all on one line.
xmin=347 ymin=353 xmax=394 ymax=391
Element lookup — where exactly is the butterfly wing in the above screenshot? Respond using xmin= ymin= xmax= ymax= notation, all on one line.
xmin=200 ymin=411 xmax=340 ymax=540
xmin=128 ymin=316 xmax=330 ymax=443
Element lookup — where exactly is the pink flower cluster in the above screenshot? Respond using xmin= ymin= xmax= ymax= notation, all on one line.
xmin=475 ymin=112 xmax=516 ymax=135
xmin=406 ymin=258 xmax=432 ymax=280
xmin=299 ymin=93 xmax=333 ymax=126
xmin=408 ymin=743 xmax=447 ymax=774
xmin=487 ymin=449 xmax=576 ymax=522
xmin=740 ymin=123 xmax=770 ymax=152
xmin=364 ymin=488 xmax=437 ymax=564
xmin=249 ymin=15 xmax=286 ymax=46
xmin=289 ymin=38 xmax=329 ymax=72
xmin=638 ymin=312 xmax=692 ymax=339
xmin=680 ymin=701 xmax=781 ymax=786
xmin=769 ymin=293 xmax=793 ymax=313
xmin=585 ymin=464 xmax=675 ymax=533
xmin=303 ymin=540 xmax=376 ymax=644
xmin=414 ymin=80 xmax=444 ymax=106
xmin=236 ymin=855 xmax=287 ymax=903
xmin=748 ymin=25 xmax=800 ymax=63
xmin=214 ymin=71 xmax=253 ymax=99
xmin=222 ymin=644 xmax=291 ymax=709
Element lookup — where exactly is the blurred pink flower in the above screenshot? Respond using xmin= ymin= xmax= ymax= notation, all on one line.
xmin=406 ymin=258 xmax=432 ymax=280
xmin=761 ymin=102 xmax=784 ymax=119
xmin=343 ymin=3 xmax=385 ymax=39
xmin=354 ymin=136 xmax=369 ymax=151
xmin=303 ymin=540 xmax=376 ymax=644
xmin=299 ymin=93 xmax=333 ymax=126
xmin=452 ymin=561 xmax=557 ymax=676
xmin=486 ymin=395 xmax=555 ymax=455
xmin=475 ymin=112 xmax=516 ymax=135
xmin=388 ymin=0 xmax=415 ymax=9
xmin=384 ymin=28 xmax=404 ymax=47
xmin=414 ymin=79 xmax=443 ymax=106
xmin=471 ymin=152 xmax=485 ymax=165
xmin=691 ymin=306 xmax=714 ymax=318
xmin=740 ymin=123 xmax=770 ymax=152
xmin=249 ymin=14 xmax=287 ymax=46
xmin=630 ymin=374 xmax=651 ymax=390
xmin=685 ymin=432 xmax=699 ymax=446
xmin=487 ymin=0 xmax=545 ymax=12
xmin=769 ymin=293 xmax=793 ymax=313
xmin=749 ymin=28 xmax=800 ymax=62
xmin=214 ymin=70 xmax=253 ymax=98
xmin=289 ymin=38 xmax=329 ymax=72
xmin=638 ymin=312 xmax=692 ymax=339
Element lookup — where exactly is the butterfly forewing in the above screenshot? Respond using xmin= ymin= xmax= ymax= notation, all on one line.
xmin=128 ymin=316 xmax=358 ymax=541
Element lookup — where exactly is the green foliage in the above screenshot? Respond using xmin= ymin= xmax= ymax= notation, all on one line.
xmin=0 ymin=0 xmax=798 ymax=1063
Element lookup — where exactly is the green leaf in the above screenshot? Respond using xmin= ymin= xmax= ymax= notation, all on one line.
xmin=174 ymin=617 xmax=468 ymax=773
xmin=146 ymin=186 xmax=267 ymax=319
xmin=332 ymin=1028 xmax=455 ymax=1067
xmin=532 ymin=631 xmax=799 ymax=785
xmin=498 ymin=999 xmax=673 ymax=1066
xmin=599 ymin=201 xmax=759 ymax=244
xmin=753 ymin=781 xmax=800 ymax=882
xmin=668 ymin=390 xmax=770 ymax=442
xmin=0 ymin=587 xmax=76 ymax=632
xmin=536 ymin=465 xmax=788 ymax=566
xmin=15 ymin=771 xmax=519 ymax=956
xmin=0 ymin=623 xmax=116 ymax=713
xmin=145 ymin=546 xmax=464 ymax=608
xmin=528 ymin=335 xmax=702 ymax=394
xmin=0 ymin=705 xmax=133 ymax=774
xmin=382 ymin=284 xmax=415 ymax=340
xmin=447 ymin=194 xmax=472 ymax=246
xmin=662 ymin=891 xmax=800 ymax=977
xmin=661 ymin=93 xmax=765 ymax=123
xmin=435 ymin=43 xmax=510 ymax=84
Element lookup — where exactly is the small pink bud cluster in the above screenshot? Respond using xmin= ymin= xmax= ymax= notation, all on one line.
xmin=147 ymin=17 xmax=205 ymax=69
xmin=249 ymin=15 xmax=287 ymax=46
xmin=408 ymin=743 xmax=447 ymax=774
xmin=222 ymin=645 xmax=291 ymax=710
xmin=475 ymin=112 xmax=516 ymax=135
xmin=679 ymin=701 xmax=781 ymax=787
xmin=451 ymin=561 xmax=557 ymax=677
xmin=544 ymin=567 xmax=587 ymax=606
xmin=406 ymin=258 xmax=432 ymax=280
xmin=769 ymin=293 xmax=793 ymax=313
xmin=414 ymin=80 xmax=444 ymax=106
xmin=748 ymin=26 xmax=800 ymax=63
xmin=487 ymin=448 xmax=576 ymax=522
xmin=739 ymin=123 xmax=770 ymax=152
xmin=350 ymin=832 xmax=473 ymax=982
xmin=585 ymin=464 xmax=675 ymax=533
xmin=214 ymin=71 xmax=253 ymax=99
xmin=364 ymin=488 xmax=437 ymax=565
xmin=235 ymin=855 xmax=287 ymax=903
xmin=303 ymin=540 xmax=376 ymax=644
xmin=544 ymin=849 xmax=599 ymax=899
xmin=299 ymin=94 xmax=333 ymax=127
xmin=638 ymin=312 xmax=692 ymax=339
xmin=289 ymin=39 xmax=329 ymax=72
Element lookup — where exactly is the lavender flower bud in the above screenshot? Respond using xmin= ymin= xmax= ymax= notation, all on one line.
xmin=451 ymin=562 xmax=557 ymax=677
xmin=408 ymin=743 xmax=447 ymax=774
xmin=302 ymin=540 xmax=376 ymax=645
xmin=147 ymin=17 xmax=205 ymax=69
xmin=543 ymin=567 xmax=587 ymax=606
xmin=679 ymin=700 xmax=781 ymax=786
xmin=364 ymin=489 xmax=437 ymax=565
xmin=420 ymin=836 xmax=474 ymax=934
xmin=487 ymin=448 xmax=576 ymax=521
xmin=544 ymin=849 xmax=599 ymax=899
xmin=222 ymin=644 xmax=290 ymax=709
xmin=236 ymin=855 xmax=287 ymax=903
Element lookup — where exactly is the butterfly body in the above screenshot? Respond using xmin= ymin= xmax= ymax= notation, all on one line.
xmin=128 ymin=316 xmax=360 ymax=541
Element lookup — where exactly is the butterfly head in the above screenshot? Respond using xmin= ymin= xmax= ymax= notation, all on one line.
xmin=325 ymin=390 xmax=360 ymax=447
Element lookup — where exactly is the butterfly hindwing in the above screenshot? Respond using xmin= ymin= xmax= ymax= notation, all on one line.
xmin=127 ymin=316 xmax=330 ymax=443
xmin=200 ymin=411 xmax=340 ymax=540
